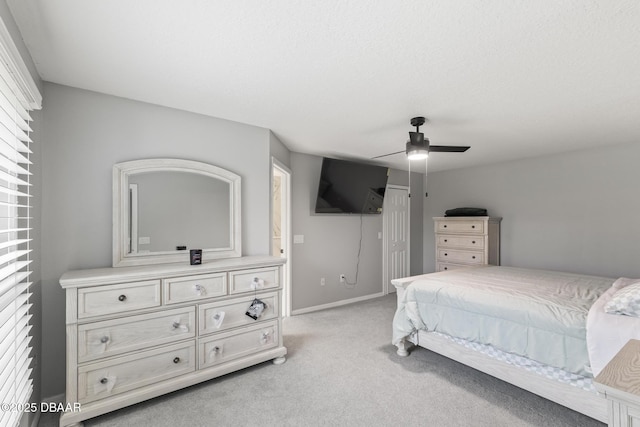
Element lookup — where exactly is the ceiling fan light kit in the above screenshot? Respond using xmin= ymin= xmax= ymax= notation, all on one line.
xmin=406 ymin=142 xmax=428 ymax=160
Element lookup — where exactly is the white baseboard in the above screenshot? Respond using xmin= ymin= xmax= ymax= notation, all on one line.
xmin=291 ymin=292 xmax=384 ymax=315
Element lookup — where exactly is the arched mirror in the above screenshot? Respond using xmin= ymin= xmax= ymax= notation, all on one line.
xmin=113 ymin=158 xmax=241 ymax=267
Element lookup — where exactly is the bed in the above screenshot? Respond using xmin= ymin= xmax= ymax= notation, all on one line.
xmin=391 ymin=265 xmax=640 ymax=423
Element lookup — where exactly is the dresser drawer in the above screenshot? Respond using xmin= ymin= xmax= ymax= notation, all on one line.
xmin=78 ymin=280 xmax=161 ymax=319
xmin=199 ymin=321 xmax=279 ymax=369
xmin=163 ymin=273 xmax=227 ymax=305
xmin=78 ymin=307 xmax=195 ymax=363
xmin=435 ymin=219 xmax=485 ymax=234
xmin=437 ymin=235 xmax=484 ymax=250
xmin=199 ymin=292 xmax=279 ymax=336
xmin=437 ymin=249 xmax=484 ymax=265
xmin=228 ymin=267 xmax=279 ymax=294
xmin=78 ymin=342 xmax=196 ymax=403
xmin=436 ymin=262 xmax=468 ymax=272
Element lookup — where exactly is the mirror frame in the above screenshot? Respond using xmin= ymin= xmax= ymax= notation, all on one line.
xmin=113 ymin=158 xmax=241 ymax=267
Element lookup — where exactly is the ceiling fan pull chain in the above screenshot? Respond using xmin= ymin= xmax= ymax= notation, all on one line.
xmin=408 ymin=160 xmax=411 ymax=198
xmin=424 ymin=158 xmax=429 ymax=198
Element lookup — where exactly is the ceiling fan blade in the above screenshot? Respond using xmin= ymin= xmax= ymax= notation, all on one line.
xmin=371 ymin=150 xmax=405 ymax=159
xmin=429 ymin=145 xmax=470 ymax=153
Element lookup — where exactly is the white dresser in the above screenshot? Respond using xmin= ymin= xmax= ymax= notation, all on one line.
xmin=59 ymin=256 xmax=286 ymax=427
xmin=595 ymin=339 xmax=640 ymax=427
xmin=433 ymin=216 xmax=501 ymax=272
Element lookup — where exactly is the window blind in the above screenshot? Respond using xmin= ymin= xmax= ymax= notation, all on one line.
xmin=0 ymin=41 xmax=36 ymax=427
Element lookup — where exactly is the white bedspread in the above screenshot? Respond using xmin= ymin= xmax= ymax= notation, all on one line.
xmin=392 ymin=266 xmax=615 ymax=376
xmin=586 ymin=277 xmax=640 ymax=377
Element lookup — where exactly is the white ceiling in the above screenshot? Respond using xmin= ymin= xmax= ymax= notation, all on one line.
xmin=8 ymin=0 xmax=640 ymax=172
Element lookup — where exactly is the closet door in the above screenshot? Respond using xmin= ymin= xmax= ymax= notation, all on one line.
xmin=383 ymin=186 xmax=410 ymax=294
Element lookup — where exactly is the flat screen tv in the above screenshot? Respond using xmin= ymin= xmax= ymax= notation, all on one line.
xmin=314 ymin=157 xmax=389 ymax=214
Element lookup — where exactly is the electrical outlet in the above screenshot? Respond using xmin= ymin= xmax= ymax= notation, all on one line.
xmin=339 ymin=274 xmax=346 ymax=283
xmin=320 ymin=277 xmax=326 ymax=286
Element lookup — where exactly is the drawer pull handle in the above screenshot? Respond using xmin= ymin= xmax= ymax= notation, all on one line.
xmin=100 ymin=336 xmax=109 ymax=344
xmin=212 ymin=311 xmax=226 ymax=329
xmin=251 ymin=277 xmax=265 ymax=290
xmin=173 ymin=357 xmax=181 ymax=364
xmin=118 ymin=295 xmax=127 ymax=302
xmin=100 ymin=378 xmax=108 ymax=384
xmin=194 ymin=284 xmax=206 ymax=296
xmin=171 ymin=318 xmax=189 ymax=332
xmin=210 ymin=345 xmax=223 ymax=361
xmin=261 ymin=330 xmax=272 ymax=344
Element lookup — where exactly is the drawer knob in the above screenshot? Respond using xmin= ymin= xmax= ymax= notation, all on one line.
xmin=251 ymin=277 xmax=265 ymax=290
xmin=472 ymin=240 xmax=476 ymax=244
xmin=443 ymin=225 xmax=447 ymax=228
xmin=118 ymin=294 xmax=127 ymax=302
xmin=471 ymin=225 xmax=475 ymax=228
xmin=444 ymin=267 xmax=448 ymax=270
xmin=261 ymin=331 xmax=272 ymax=343
xmin=100 ymin=336 xmax=109 ymax=344
xmin=444 ymin=239 xmax=448 ymax=242
xmin=472 ymin=256 xmax=476 ymax=259
xmin=173 ymin=357 xmax=181 ymax=364
xmin=444 ymin=253 xmax=448 ymax=256
xmin=100 ymin=378 xmax=108 ymax=384
xmin=212 ymin=346 xmax=220 ymax=354
xmin=260 ymin=330 xmax=272 ymax=344
xmin=172 ymin=322 xmax=181 ymax=329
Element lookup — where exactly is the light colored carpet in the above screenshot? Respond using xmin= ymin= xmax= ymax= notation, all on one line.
xmin=39 ymin=294 xmax=604 ymax=427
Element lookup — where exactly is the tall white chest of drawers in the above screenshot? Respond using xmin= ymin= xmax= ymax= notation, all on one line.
xmin=433 ymin=216 xmax=501 ymax=272
xmin=59 ymin=256 xmax=287 ymax=427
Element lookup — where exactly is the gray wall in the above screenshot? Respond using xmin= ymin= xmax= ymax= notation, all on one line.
xmin=422 ymin=142 xmax=640 ymax=279
xmin=269 ymin=131 xmax=291 ymax=168
xmin=0 ymin=6 xmax=43 ymax=427
xmin=40 ymin=83 xmax=276 ymax=397
xmin=290 ymin=153 xmax=423 ymax=311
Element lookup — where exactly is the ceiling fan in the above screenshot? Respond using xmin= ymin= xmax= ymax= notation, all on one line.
xmin=373 ymin=116 xmax=470 ymax=198
xmin=372 ymin=116 xmax=470 ymax=160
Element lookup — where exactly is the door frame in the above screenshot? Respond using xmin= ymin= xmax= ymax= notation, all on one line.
xmin=271 ymin=157 xmax=292 ymax=317
xmin=382 ymin=184 xmax=410 ymax=295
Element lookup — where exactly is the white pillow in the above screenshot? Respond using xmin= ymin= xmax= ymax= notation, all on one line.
xmin=604 ymin=281 xmax=640 ymax=317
